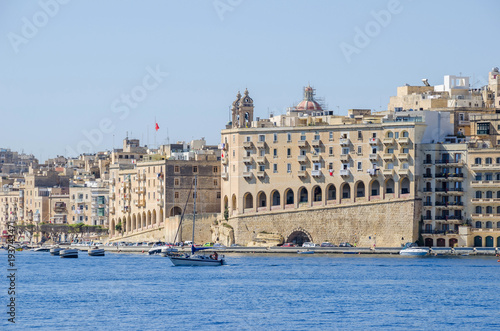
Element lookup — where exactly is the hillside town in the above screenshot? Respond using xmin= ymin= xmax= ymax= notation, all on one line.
xmin=2 ymin=68 xmax=500 ymax=249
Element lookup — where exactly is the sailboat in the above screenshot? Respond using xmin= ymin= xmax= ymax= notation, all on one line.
xmin=167 ymin=176 xmax=224 ymax=266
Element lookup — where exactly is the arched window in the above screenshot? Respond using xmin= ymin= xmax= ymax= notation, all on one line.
xmin=385 ymin=179 xmax=395 ymax=194
xmin=486 ymin=191 xmax=493 ymax=199
xmin=387 ymin=131 xmax=393 ymax=138
xmin=497 ymin=191 xmax=500 ymax=199
xmin=342 ymin=184 xmax=350 ymax=199
xmin=285 ymin=189 xmax=294 ymax=205
xmin=327 ymin=184 xmax=336 ymax=201
xmin=402 ymin=131 xmax=409 ymax=138
xmin=356 ymin=182 xmax=365 ymax=198
xmin=486 ymin=206 xmax=493 ymax=214
xmin=475 ymin=221 xmax=482 ymax=228
xmin=475 ymin=191 xmax=482 ymax=199
xmin=299 ymin=187 xmax=308 ymax=203
xmin=486 ymin=221 xmax=493 ymax=229
xmin=485 ymin=157 xmax=492 ymax=164
xmin=475 ymin=206 xmax=482 ymax=214
xmin=497 ymin=157 xmax=500 ymax=164
xmin=497 ymin=222 xmax=500 ymax=229
xmin=400 ymin=177 xmax=410 ymax=194
xmin=475 ymin=158 xmax=482 ymax=165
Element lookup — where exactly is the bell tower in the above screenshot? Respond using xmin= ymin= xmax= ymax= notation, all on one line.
xmin=231 ymin=91 xmax=241 ymax=128
xmin=238 ymin=88 xmax=254 ymax=128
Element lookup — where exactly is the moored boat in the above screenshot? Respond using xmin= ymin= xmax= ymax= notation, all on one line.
xmin=33 ymin=246 xmax=51 ymax=252
xmin=60 ymin=249 xmax=79 ymax=258
xmin=88 ymin=247 xmax=105 ymax=256
xmin=50 ymin=246 xmax=63 ymax=256
xmin=297 ymin=250 xmax=314 ymax=254
xmin=399 ymin=243 xmax=429 ymax=256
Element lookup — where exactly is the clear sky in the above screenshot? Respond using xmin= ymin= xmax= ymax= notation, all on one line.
xmin=1 ymin=0 xmax=499 ymax=161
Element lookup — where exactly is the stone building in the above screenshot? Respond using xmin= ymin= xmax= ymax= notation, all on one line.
xmin=219 ymin=87 xmax=450 ymax=247
xmin=108 ymin=139 xmax=221 ymax=240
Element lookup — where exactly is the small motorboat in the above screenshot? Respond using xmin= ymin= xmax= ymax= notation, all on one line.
xmin=88 ymin=247 xmax=105 ymax=256
xmin=399 ymin=243 xmax=429 ymax=256
xmin=50 ymin=246 xmax=63 ymax=256
xmin=297 ymin=250 xmax=315 ymax=254
xmin=33 ymin=246 xmax=51 ymax=252
xmin=59 ymin=249 xmax=79 ymax=258
xmin=148 ymin=246 xmax=164 ymax=255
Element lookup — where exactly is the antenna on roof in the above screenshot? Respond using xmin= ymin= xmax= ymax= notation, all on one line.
xmin=422 ymin=79 xmax=430 ymax=86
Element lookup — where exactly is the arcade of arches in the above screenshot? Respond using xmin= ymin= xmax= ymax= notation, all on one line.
xmin=225 ymin=178 xmax=412 ymax=215
xmin=109 ymin=208 xmax=164 ymax=237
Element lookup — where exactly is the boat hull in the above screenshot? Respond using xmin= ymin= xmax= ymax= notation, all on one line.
xmin=168 ymin=256 xmax=223 ymax=266
xmin=399 ymin=248 xmax=428 ymax=256
xmin=88 ymin=249 xmax=105 ymax=256
xmin=50 ymin=247 xmax=63 ymax=256
xmin=60 ymin=249 xmax=79 ymax=258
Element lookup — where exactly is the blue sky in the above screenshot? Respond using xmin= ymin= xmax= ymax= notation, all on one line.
xmin=1 ymin=0 xmax=499 ymax=161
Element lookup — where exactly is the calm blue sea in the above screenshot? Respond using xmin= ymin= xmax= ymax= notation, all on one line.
xmin=1 ymin=251 xmax=499 ymax=330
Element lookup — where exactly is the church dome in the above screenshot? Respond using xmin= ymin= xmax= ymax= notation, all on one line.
xmin=296 ymin=85 xmax=322 ymax=111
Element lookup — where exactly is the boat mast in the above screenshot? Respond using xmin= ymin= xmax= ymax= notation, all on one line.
xmin=192 ymin=175 xmax=197 ymax=246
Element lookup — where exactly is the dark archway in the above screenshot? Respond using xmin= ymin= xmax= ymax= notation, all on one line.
xmin=170 ymin=206 xmax=182 ymax=216
xmin=485 ymin=236 xmax=494 ymax=247
xmin=449 ymin=238 xmax=458 ymax=248
xmin=424 ymin=238 xmax=433 ymax=247
xmin=286 ymin=229 xmax=312 ymax=246
xmin=271 ymin=190 xmax=280 ymax=207
xmin=436 ymin=238 xmax=445 ymax=247
xmin=474 ymin=236 xmax=482 ymax=247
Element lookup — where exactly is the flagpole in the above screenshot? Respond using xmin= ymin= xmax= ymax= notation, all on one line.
xmin=154 ymin=116 xmax=157 ymax=149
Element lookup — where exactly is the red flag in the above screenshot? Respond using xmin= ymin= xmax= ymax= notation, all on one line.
xmin=155 ymin=123 xmax=159 ymax=131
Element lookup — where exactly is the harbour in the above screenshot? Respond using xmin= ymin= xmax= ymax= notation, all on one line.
xmin=3 ymin=250 xmax=499 ymax=329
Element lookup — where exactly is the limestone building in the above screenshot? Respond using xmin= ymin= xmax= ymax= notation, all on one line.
xmin=219 ymin=87 xmax=454 ymax=247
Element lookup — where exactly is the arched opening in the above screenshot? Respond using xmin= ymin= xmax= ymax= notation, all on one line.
xmin=142 ymin=212 xmax=146 ymax=228
xmin=147 ymin=211 xmax=152 ymax=227
xmin=355 ymin=181 xmax=365 ymax=198
xmin=170 ymin=206 xmax=182 ymax=216
xmin=110 ymin=218 xmax=115 ymax=236
xmin=326 ymin=184 xmax=336 ymax=202
xmin=436 ymin=238 xmax=445 ymax=247
xmin=485 ymin=236 xmax=494 ymax=247
xmin=244 ymin=193 xmax=254 ymax=210
xmin=486 ymin=191 xmax=493 ymax=199
xmin=370 ymin=180 xmax=380 ymax=198
xmin=474 ymin=236 xmax=482 ymax=247
xmin=285 ymin=189 xmax=294 ymax=206
xmin=298 ymin=187 xmax=308 ymax=203
xmin=159 ymin=208 xmax=164 ymax=224
xmin=426 ymin=182 xmax=431 ymax=191
xmin=385 ymin=178 xmax=395 ymax=194
xmin=449 ymin=238 xmax=458 ymax=247
xmin=286 ymin=230 xmax=312 ymax=246
xmin=231 ymin=194 xmax=237 ymax=211
xmin=313 ymin=186 xmax=322 ymax=202
xmin=152 ymin=209 xmax=157 ymax=225
xmin=271 ymin=190 xmax=280 ymax=207
xmin=486 ymin=221 xmax=493 ymax=229
xmin=497 ymin=236 xmax=500 ymax=247
xmin=341 ymin=183 xmax=350 ymax=200
xmin=224 ymin=196 xmax=228 ymax=210
xmin=137 ymin=213 xmax=142 ymax=230
xmin=131 ymin=214 xmax=137 ymax=231
xmin=400 ymin=177 xmax=410 ymax=195
xmin=257 ymin=191 xmax=267 ymax=209
xmin=475 ymin=221 xmax=482 ymax=228
xmin=126 ymin=216 xmax=131 ymax=233
xmin=424 ymin=238 xmax=433 ymax=247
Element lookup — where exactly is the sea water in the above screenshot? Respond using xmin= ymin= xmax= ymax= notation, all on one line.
xmin=1 ymin=251 xmax=499 ymax=330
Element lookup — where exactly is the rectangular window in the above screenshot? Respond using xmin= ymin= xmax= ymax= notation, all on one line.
xmin=233 ymin=150 xmax=235 ymax=157
xmin=214 ymin=179 xmax=218 ymax=186
xmin=329 ymin=147 xmax=333 ymax=156
xmin=403 ymin=148 xmax=409 ymax=154
xmin=329 ymin=163 xmax=333 ymax=170
xmin=273 ymin=133 xmax=278 ymax=142
xmin=213 ymin=166 xmax=219 ymax=173
xmin=287 ymin=148 xmax=291 ymax=157
xmin=216 ymin=192 xmax=221 ymax=199
xmin=273 ymin=164 xmax=278 ymax=173
xmin=246 ymin=136 xmax=251 ymax=142
xmin=357 ymin=146 xmax=362 ymax=154
xmin=300 ymin=132 xmax=306 ymax=141
xmin=301 ymin=165 xmax=307 ymax=171
xmin=395 ymin=132 xmax=399 ymax=139
xmin=477 ymin=122 xmax=490 ymax=135
xmin=174 ymin=166 xmax=179 ymax=173
xmin=287 ymin=133 xmax=292 ymax=142
xmin=314 ymin=147 xmax=320 ymax=155
xmin=273 ymin=149 xmax=277 ymax=158
xmin=259 ymin=134 xmax=265 ymax=142
xmin=287 ymin=164 xmax=292 ymax=173
xmin=342 ymin=148 xmax=349 ymax=155
xmin=260 ymin=149 xmax=265 ymax=157
xmin=193 ymin=166 xmax=198 ymax=173
xmin=232 ymin=135 xmax=235 ymax=142
xmin=357 ymin=161 xmax=362 ymax=170
xmin=259 ymin=165 xmax=265 ymax=171
xmin=388 ymin=148 xmax=394 ymax=154
xmin=329 ymin=132 xmax=333 ymax=141
xmin=357 ymin=131 xmax=362 ymax=140
xmin=174 ymin=178 xmax=179 ymax=186
xmin=174 ymin=192 xmax=179 ymax=199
